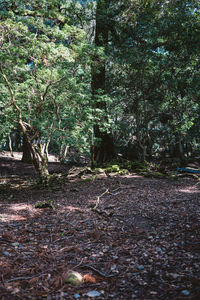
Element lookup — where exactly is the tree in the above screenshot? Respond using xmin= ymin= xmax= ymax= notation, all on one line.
xmin=106 ymin=0 xmax=200 ymax=162
xmin=0 ymin=0 xmax=199 ymax=169
xmin=0 ymin=2 xmax=91 ymax=179
xmin=91 ymin=0 xmax=116 ymax=164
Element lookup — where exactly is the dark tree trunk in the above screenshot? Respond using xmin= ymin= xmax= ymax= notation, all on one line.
xmin=91 ymin=0 xmax=115 ymax=164
xmin=21 ymin=134 xmax=33 ymax=163
xmin=93 ymin=125 xmax=116 ymax=164
xmin=15 ymin=127 xmax=22 ymax=151
xmin=173 ymin=138 xmax=186 ymax=164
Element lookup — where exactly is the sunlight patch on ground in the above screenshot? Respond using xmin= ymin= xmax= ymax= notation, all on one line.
xmin=178 ymin=188 xmax=200 ymax=194
xmin=0 ymin=151 xmax=58 ymax=162
xmin=0 ymin=213 xmax=27 ymax=221
xmin=9 ymin=203 xmax=34 ymax=212
xmin=64 ymin=205 xmax=86 ymax=212
xmin=0 ymin=203 xmax=38 ymax=222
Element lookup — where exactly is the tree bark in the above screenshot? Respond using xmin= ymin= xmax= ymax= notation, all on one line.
xmin=91 ymin=0 xmax=115 ymax=164
xmin=21 ymin=134 xmax=33 ymax=163
xmin=8 ymin=134 xmax=14 ymax=157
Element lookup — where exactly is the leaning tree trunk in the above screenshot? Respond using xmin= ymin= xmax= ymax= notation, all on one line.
xmin=91 ymin=0 xmax=115 ymax=165
xmin=21 ymin=129 xmax=49 ymax=179
xmin=0 ymin=64 xmax=49 ymax=180
xmin=31 ymin=143 xmax=49 ymax=179
xmin=21 ymin=127 xmax=49 ymax=179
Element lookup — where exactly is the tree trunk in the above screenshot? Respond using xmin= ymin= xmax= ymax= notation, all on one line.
xmin=93 ymin=125 xmax=116 ymax=164
xmin=22 ymin=131 xmax=49 ymax=179
xmin=173 ymin=138 xmax=186 ymax=164
xmin=8 ymin=134 xmax=14 ymax=157
xmin=22 ymin=134 xmax=33 ymax=163
xmin=135 ymin=109 xmax=146 ymax=161
xmin=31 ymin=147 xmax=49 ymax=178
xmin=15 ymin=126 xmax=22 ymax=151
xmin=91 ymin=0 xmax=115 ymax=164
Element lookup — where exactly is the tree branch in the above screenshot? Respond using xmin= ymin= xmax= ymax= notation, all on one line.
xmin=0 ymin=64 xmax=26 ymax=134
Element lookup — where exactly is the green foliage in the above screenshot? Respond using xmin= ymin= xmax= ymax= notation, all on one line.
xmin=107 ymin=164 xmax=120 ymax=172
xmin=0 ymin=1 xmax=94 ymax=157
xmin=0 ymin=0 xmax=200 ymax=165
xmin=35 ymin=200 xmax=54 ymax=209
xmin=107 ymin=0 xmax=200 ymax=161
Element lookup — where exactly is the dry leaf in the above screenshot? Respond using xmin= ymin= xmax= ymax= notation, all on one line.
xmin=83 ymin=274 xmax=97 ymax=283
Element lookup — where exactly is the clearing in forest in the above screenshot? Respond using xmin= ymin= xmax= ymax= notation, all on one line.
xmin=0 ymin=153 xmax=200 ymax=299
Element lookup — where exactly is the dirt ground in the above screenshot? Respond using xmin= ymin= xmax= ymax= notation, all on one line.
xmin=0 ymin=152 xmax=200 ymax=299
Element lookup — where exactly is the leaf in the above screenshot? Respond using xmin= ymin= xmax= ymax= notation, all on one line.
xmin=83 ymin=274 xmax=97 ymax=283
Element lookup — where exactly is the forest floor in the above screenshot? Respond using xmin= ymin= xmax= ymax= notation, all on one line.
xmin=0 ymin=152 xmax=200 ymax=300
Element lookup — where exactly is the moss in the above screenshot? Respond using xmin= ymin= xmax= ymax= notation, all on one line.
xmin=93 ymin=159 xmax=169 ymax=179
xmin=148 ymin=171 xmax=167 ymax=178
xmin=107 ymin=164 xmax=120 ymax=173
xmin=168 ymin=174 xmax=178 ymax=180
xmin=35 ymin=200 xmax=55 ymax=209
xmin=119 ymin=169 xmax=129 ymax=175
xmin=130 ymin=161 xmax=149 ymax=169
xmin=79 ymin=175 xmax=97 ymax=182
xmin=95 ymin=168 xmax=105 ymax=174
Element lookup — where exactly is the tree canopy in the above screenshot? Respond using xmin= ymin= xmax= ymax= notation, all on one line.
xmin=0 ymin=0 xmax=200 ymax=178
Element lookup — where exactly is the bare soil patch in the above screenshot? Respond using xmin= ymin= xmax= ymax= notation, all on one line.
xmin=0 ymin=153 xmax=200 ymax=299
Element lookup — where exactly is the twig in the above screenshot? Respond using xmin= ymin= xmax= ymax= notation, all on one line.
xmin=92 ymin=188 xmax=109 ymax=211
xmin=7 ymin=272 xmax=46 ymax=282
xmin=72 ymin=263 xmax=117 ymax=278
xmin=92 ymin=185 xmax=136 ymax=213
xmin=71 ymin=259 xmax=84 ymax=270
xmin=82 ymin=264 xmax=117 ymax=278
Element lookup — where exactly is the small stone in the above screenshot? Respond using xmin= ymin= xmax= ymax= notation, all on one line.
xmin=86 ymin=291 xmax=101 ymax=297
xmin=156 ymin=247 xmax=162 ymax=253
xmin=170 ymin=273 xmax=179 ymax=279
xmin=150 ymin=291 xmax=158 ymax=295
xmin=12 ymin=242 xmax=20 ymax=247
xmin=181 ymin=290 xmax=190 ymax=296
xmin=74 ymin=294 xmax=81 ymax=299
xmin=138 ymin=265 xmax=144 ymax=270
xmin=3 ymin=251 xmax=9 ymax=256
xmin=103 ymin=248 xmax=108 ymax=253
xmin=60 ymin=292 xmax=68 ymax=297
xmin=110 ymin=264 xmax=117 ymax=271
